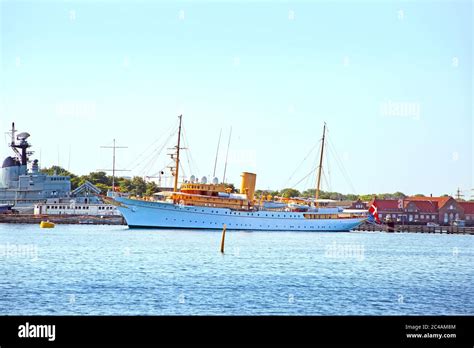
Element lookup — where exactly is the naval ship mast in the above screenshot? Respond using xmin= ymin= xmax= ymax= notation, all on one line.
xmin=9 ymin=122 xmax=32 ymax=167
xmin=315 ymin=122 xmax=326 ymax=208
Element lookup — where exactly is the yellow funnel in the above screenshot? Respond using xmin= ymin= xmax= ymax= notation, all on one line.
xmin=240 ymin=172 xmax=257 ymax=200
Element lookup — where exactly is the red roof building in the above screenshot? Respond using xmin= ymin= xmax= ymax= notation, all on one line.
xmin=368 ymin=196 xmax=464 ymax=225
xmin=458 ymin=202 xmax=474 ymax=226
xmin=350 ymin=199 xmax=368 ymax=210
xmin=407 ymin=196 xmax=465 ymax=225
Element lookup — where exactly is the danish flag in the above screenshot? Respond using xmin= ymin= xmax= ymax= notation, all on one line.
xmin=368 ymin=202 xmax=381 ymax=224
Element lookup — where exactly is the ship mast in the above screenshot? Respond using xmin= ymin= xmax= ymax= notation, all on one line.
xmin=222 ymin=126 xmax=232 ymax=183
xmin=99 ymin=139 xmax=128 ymax=194
xmin=315 ymin=122 xmax=326 ymax=208
xmin=212 ymin=128 xmax=222 ymax=178
xmin=173 ymin=115 xmax=183 ymax=192
xmin=9 ymin=122 xmax=20 ymax=158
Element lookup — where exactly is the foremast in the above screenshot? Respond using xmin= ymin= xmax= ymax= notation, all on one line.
xmin=315 ymin=122 xmax=326 ymax=208
xmin=173 ymin=115 xmax=183 ymax=192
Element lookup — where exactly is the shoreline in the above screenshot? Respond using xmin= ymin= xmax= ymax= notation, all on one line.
xmin=354 ymin=222 xmax=474 ymax=235
xmin=0 ymin=214 xmax=125 ymax=225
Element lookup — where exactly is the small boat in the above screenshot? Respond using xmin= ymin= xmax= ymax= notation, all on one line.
xmin=40 ymin=221 xmax=55 ymax=228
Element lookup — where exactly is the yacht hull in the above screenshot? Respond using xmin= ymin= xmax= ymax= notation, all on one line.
xmin=115 ymin=197 xmax=365 ymax=232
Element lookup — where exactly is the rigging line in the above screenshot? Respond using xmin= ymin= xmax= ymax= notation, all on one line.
xmin=149 ymin=163 xmax=169 ymax=177
xmin=181 ymin=125 xmax=200 ymax=175
xmin=212 ymin=128 xmax=222 ymax=178
xmin=321 ymin=170 xmax=330 ymax=193
xmin=127 ymin=125 xmax=175 ymax=173
xmin=325 ymin=127 xmax=331 ymax=191
xmin=125 ymin=120 xmax=177 ymax=170
xmin=182 ymin=127 xmax=198 ymax=172
xmin=329 ymin=138 xmax=356 ymax=193
xmin=186 ymin=131 xmax=200 ymax=175
xmin=138 ymin=125 xmax=178 ymax=176
xmin=303 ymin=167 xmax=315 ymax=193
xmin=323 ymin=135 xmax=331 ymax=192
xmin=327 ymin=143 xmax=350 ymax=193
xmin=290 ymin=154 xmax=319 ymax=189
xmin=181 ymin=127 xmax=194 ymax=176
xmin=222 ymin=127 xmax=232 ymax=183
xmin=327 ymin=137 xmax=357 ymax=194
xmin=141 ymin=143 xmax=167 ymax=177
xmin=133 ymin=142 xmax=158 ymax=169
xmin=324 ymin=151 xmax=331 ymax=192
xmin=327 ymin=125 xmax=355 ymax=193
xmin=292 ymin=163 xmax=318 ymax=188
xmin=178 ymin=160 xmax=187 ymax=182
xmin=136 ymin=136 xmax=168 ymax=176
xmin=282 ymin=141 xmax=320 ymax=188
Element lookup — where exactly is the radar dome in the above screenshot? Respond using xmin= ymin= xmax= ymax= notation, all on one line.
xmin=2 ymin=156 xmax=20 ymax=168
xmin=190 ymin=175 xmax=196 ymax=183
xmin=200 ymin=176 xmax=207 ymax=184
xmin=212 ymin=177 xmax=218 ymax=184
xmin=16 ymin=132 xmax=30 ymax=141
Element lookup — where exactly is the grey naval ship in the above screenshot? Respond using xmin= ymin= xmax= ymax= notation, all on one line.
xmin=0 ymin=123 xmax=73 ymax=213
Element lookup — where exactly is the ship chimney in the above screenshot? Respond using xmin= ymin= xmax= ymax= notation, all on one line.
xmin=240 ymin=172 xmax=256 ymax=201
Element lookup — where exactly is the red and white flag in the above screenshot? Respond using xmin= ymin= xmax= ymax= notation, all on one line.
xmin=368 ymin=202 xmax=381 ymax=224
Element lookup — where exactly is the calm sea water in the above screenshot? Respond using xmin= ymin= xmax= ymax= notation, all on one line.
xmin=1 ymin=224 xmax=473 ymax=315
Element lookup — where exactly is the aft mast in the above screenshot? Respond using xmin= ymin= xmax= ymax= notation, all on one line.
xmin=315 ymin=122 xmax=326 ymax=208
xmin=173 ymin=115 xmax=183 ymax=192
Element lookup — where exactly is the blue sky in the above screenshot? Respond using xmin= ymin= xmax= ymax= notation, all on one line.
xmin=1 ymin=0 xmax=472 ymax=198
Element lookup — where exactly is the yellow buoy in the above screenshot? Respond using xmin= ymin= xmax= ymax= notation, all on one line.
xmin=40 ymin=221 xmax=55 ymax=228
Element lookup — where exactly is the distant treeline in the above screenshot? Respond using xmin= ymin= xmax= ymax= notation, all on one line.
xmin=255 ymin=188 xmax=409 ymax=201
xmin=41 ymin=166 xmax=456 ymax=201
xmin=42 ymin=166 xmax=158 ymax=197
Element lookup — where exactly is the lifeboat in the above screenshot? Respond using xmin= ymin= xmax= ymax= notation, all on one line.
xmin=287 ymin=202 xmax=310 ymax=212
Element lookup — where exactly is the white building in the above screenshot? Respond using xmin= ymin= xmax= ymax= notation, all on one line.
xmin=34 ymin=200 xmax=120 ymax=216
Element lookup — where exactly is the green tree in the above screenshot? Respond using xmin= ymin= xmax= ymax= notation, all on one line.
xmin=359 ymin=194 xmax=375 ymax=202
xmin=280 ymin=188 xmax=301 ymax=198
xmin=145 ymin=181 xmax=159 ymax=196
xmin=346 ymin=194 xmax=358 ymax=201
xmin=95 ymin=183 xmax=111 ymax=195
xmin=41 ymin=165 xmax=75 ymax=177
xmin=86 ymin=171 xmax=111 ymax=186
xmin=116 ymin=177 xmax=133 ymax=193
xmin=301 ymin=189 xmax=316 ymax=198
xmin=130 ymin=176 xmax=147 ymax=197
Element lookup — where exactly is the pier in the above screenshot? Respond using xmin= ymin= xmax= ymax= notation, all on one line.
xmin=354 ymin=223 xmax=474 ymax=235
xmin=0 ymin=214 xmax=125 ymax=225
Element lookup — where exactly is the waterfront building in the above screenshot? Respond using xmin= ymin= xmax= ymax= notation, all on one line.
xmin=405 ymin=196 xmax=465 ymax=225
xmin=458 ymin=201 xmax=474 ymax=226
xmin=34 ymin=181 xmax=119 ymax=216
xmin=350 ymin=199 xmax=368 ymax=210
xmin=368 ymin=196 xmax=468 ymax=225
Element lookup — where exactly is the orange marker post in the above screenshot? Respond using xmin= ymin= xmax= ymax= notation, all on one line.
xmin=220 ymin=224 xmax=227 ymax=253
